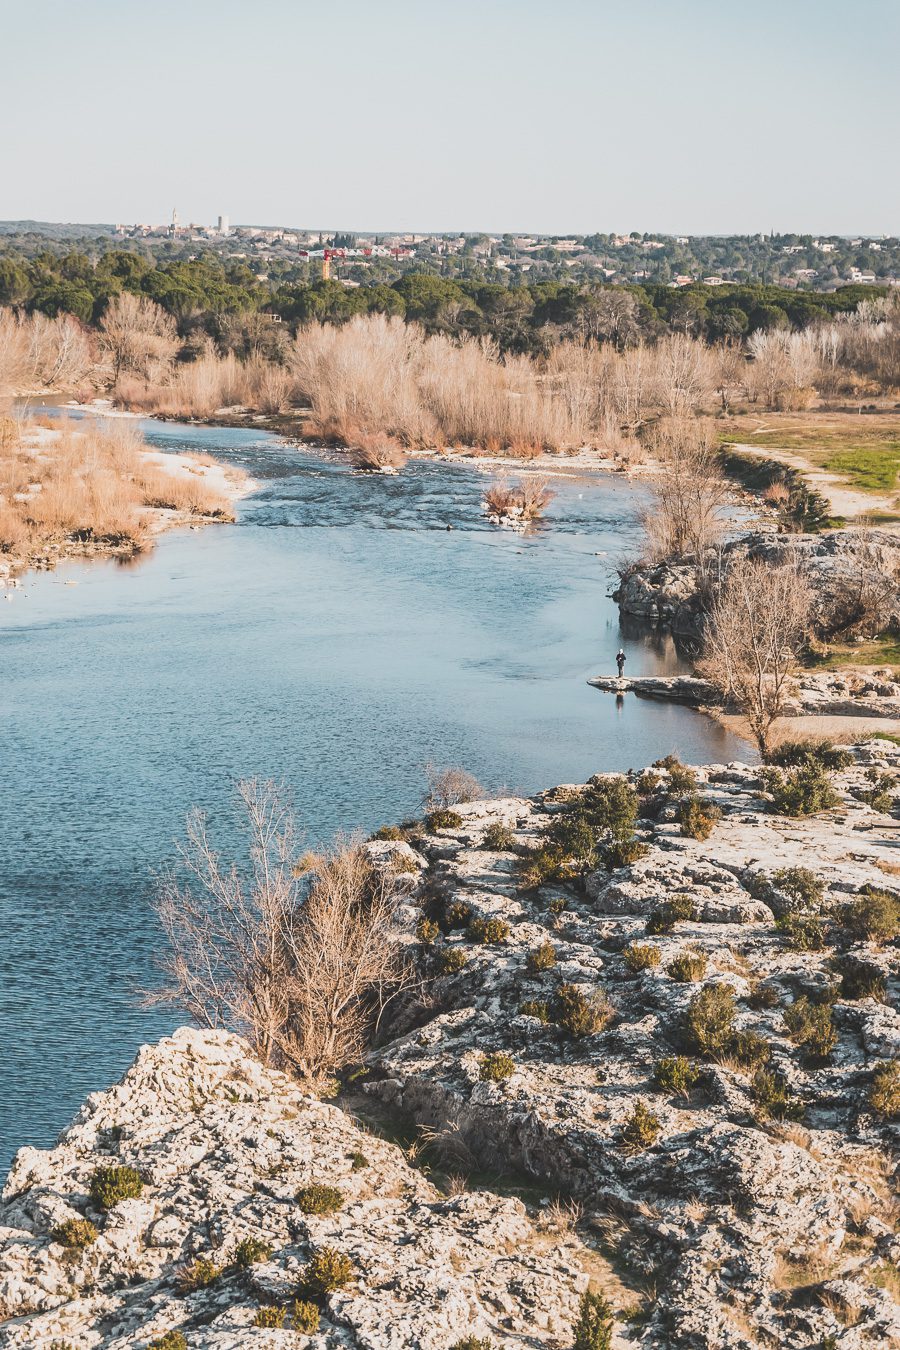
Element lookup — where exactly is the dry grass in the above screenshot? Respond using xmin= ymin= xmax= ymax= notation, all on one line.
xmin=0 ymin=417 xmax=231 ymax=565
xmin=483 ymin=474 xmax=554 ymax=522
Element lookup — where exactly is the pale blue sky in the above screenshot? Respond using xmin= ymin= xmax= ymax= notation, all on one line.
xmin=2 ymin=0 xmax=897 ymax=234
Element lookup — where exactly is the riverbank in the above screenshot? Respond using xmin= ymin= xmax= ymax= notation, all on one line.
xmin=2 ymin=741 xmax=898 ymax=1347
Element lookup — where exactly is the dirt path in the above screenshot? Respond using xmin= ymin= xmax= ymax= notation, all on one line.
xmin=727 ymin=441 xmax=900 ymax=526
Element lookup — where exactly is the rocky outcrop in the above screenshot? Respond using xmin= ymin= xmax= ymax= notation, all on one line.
xmin=3 ymin=745 xmax=900 ymax=1349
xmin=589 ymin=671 xmax=900 ymax=719
xmin=0 ymin=1029 xmax=587 ymax=1348
xmin=614 ymin=528 xmax=900 ymax=638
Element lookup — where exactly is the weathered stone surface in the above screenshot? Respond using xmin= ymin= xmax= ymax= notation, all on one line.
xmin=590 ymin=670 xmax=900 ymax=719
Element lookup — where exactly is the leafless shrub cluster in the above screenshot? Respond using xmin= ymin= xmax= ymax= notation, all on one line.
xmin=0 ymin=417 xmax=230 ymax=562
xmin=0 ymin=309 xmax=94 ymax=394
xmin=152 ymin=780 xmax=412 ymax=1080
xmin=700 ymin=555 xmax=812 ymax=753
xmin=422 ymin=764 xmax=484 ymax=811
xmin=638 ymin=418 xmax=729 ymax=569
xmin=483 ymin=474 xmax=554 ymax=522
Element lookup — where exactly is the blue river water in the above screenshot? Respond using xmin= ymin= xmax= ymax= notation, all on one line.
xmin=0 ymin=417 xmax=746 ymax=1170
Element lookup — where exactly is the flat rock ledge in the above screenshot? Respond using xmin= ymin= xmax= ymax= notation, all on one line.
xmin=589 ymin=671 xmax=900 ymax=719
xmin=0 ymin=1029 xmax=586 ymax=1348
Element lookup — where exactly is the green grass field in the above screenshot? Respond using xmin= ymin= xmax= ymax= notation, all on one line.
xmin=820 ymin=445 xmax=900 ymax=492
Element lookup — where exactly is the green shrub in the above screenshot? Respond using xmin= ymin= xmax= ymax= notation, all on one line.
xmin=684 ymin=984 xmax=736 ymax=1057
xmin=537 ymin=776 xmax=643 ymax=879
xmin=300 ymin=1245 xmax=355 ymax=1298
xmin=425 ymin=809 xmax=463 ymax=832
xmin=833 ymin=955 xmax=887 ymax=1001
xmin=547 ymin=895 xmax=567 ymax=916
xmin=176 ymin=1256 xmax=222 ymax=1295
xmin=678 ymin=796 xmax=721 ymax=841
xmin=526 ymin=941 xmax=557 ymax=973
xmin=444 ymin=899 xmax=473 ymax=929
xmin=668 ymin=949 xmax=708 ymax=982
xmin=854 ymin=768 xmax=897 ymax=813
xmin=730 ymin=1030 xmax=771 ymax=1072
xmin=466 ymin=916 xmax=510 ymax=944
xmin=89 ymin=1164 xmax=143 ymax=1210
xmin=623 ymin=942 xmax=661 ymax=973
xmin=149 ymin=1336 xmax=188 ymax=1350
xmin=416 ymin=916 xmax=440 ymax=945
xmin=776 ymin=915 xmax=827 ymax=951
xmin=573 ymin=1288 xmax=614 ymax=1350
xmin=751 ymin=1068 xmax=804 ymax=1121
xmin=783 ymin=997 xmax=837 ymax=1061
xmin=553 ymin=983 xmax=612 ymax=1037
xmin=449 ymin=1339 xmax=494 ymax=1350
xmin=761 ymin=764 xmax=839 ymax=817
xmin=766 ymin=740 xmax=852 ymax=771
xmin=233 ymin=1236 xmax=272 ymax=1267
xmin=655 ymin=756 xmax=698 ymax=795
xmin=296 ymin=1184 xmax=344 ymax=1215
xmin=769 ymin=867 xmax=825 ymax=915
xmin=636 ymin=769 xmax=662 ymax=796
xmin=601 ymin=837 xmax=649 ymax=869
xmin=348 ymin=1150 xmax=369 ymax=1170
xmin=519 ymin=999 xmax=550 ymax=1023
xmin=869 ymin=1061 xmax=900 ymax=1118
xmin=481 ymin=821 xmax=516 ymax=851
xmin=621 ymin=1099 xmax=661 ymax=1150
xmin=646 ymin=895 xmax=697 ymax=934
xmin=254 ymin=1306 xmax=286 ymax=1327
xmin=653 ymin=1056 xmax=700 ymax=1097
xmin=748 ymin=983 xmax=780 ymax=1010
xmin=292 ymin=1299 xmax=321 ymax=1332
xmin=517 ymin=841 xmax=570 ymax=890
xmin=439 ymin=947 xmax=468 ymax=974
xmin=479 ymin=1051 xmax=515 ymax=1082
xmin=841 ymin=888 xmax=900 ymax=944
xmin=51 ymin=1218 xmax=98 ymax=1250
xmin=370 ymin=824 xmax=403 ymax=841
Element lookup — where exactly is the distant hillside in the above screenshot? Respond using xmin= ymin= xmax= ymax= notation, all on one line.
xmin=0 ymin=220 xmax=116 ymax=238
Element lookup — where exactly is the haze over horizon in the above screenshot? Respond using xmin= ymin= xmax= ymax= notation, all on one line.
xmin=1 ymin=0 xmax=898 ymax=236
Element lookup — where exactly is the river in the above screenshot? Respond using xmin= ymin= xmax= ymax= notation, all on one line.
xmin=0 ymin=416 xmax=747 ymax=1170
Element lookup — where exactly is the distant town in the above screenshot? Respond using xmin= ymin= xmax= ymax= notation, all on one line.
xmin=1 ymin=213 xmax=897 ymax=293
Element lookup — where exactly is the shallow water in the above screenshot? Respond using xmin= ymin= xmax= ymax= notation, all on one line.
xmin=0 ymin=418 xmax=746 ymax=1170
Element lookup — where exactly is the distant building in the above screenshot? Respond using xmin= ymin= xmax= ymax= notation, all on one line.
xmin=218 ymin=215 xmax=230 ymax=236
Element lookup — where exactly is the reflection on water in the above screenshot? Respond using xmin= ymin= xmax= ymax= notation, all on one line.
xmin=0 ymin=415 xmax=748 ymax=1170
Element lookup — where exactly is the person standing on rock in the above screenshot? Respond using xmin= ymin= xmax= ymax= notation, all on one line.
xmin=615 ymin=648 xmax=626 ymax=678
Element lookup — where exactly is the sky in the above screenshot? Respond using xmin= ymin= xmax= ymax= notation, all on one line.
xmin=1 ymin=0 xmax=897 ymax=236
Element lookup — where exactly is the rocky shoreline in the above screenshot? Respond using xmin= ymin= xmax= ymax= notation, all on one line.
xmin=2 ymin=743 xmax=899 ymax=1347
xmin=589 ymin=672 xmax=900 ymax=721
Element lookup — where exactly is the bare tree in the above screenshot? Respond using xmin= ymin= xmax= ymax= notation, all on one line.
xmin=640 ymin=419 xmax=729 ymax=575
xmin=422 ymin=763 xmax=484 ymax=811
xmin=700 ymin=555 xmax=811 ymax=754
xmin=100 ymin=293 xmax=178 ymax=382
xmin=152 ymin=780 xmax=410 ymax=1080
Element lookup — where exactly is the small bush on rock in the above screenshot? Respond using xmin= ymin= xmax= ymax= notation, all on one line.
xmin=519 ymin=999 xmax=550 ymax=1022
xmin=748 ymin=983 xmax=781 ymax=1010
xmin=602 ymin=836 xmax=649 ymax=869
xmin=653 ymin=1056 xmax=700 ymax=1096
xmin=654 ymin=755 xmax=698 ymax=795
xmin=254 ymin=1306 xmax=286 ymax=1328
xmin=466 ymin=916 xmax=510 ymax=945
xmin=751 ymin=1068 xmax=804 ymax=1121
xmin=527 ymin=941 xmax=557 ymax=973
xmin=621 ymin=1099 xmax=661 ymax=1150
xmin=684 ymin=984 xmax=736 ymax=1058
xmin=149 ymin=1336 xmax=187 ymax=1350
xmin=776 ymin=915 xmax=827 ymax=951
xmin=761 ymin=764 xmax=839 ymax=817
xmin=89 ymin=1165 xmax=143 ymax=1210
xmin=51 ymin=1218 xmax=98 ymax=1250
xmin=370 ymin=825 xmax=403 ymax=841
xmin=854 ymin=768 xmax=897 ymax=813
xmin=833 ymin=955 xmax=887 ymax=1002
xmin=767 ymin=740 xmax=852 ymax=771
xmin=646 ymin=896 xmax=696 ymax=934
xmin=292 ymin=1299 xmax=320 ymax=1332
xmin=573 ymin=1288 xmax=614 ymax=1350
xmin=678 ymin=796 xmax=721 ymax=841
xmin=481 ymin=821 xmax=516 ymax=851
xmin=296 ymin=1184 xmax=344 ymax=1215
xmin=869 ymin=1061 xmax=900 ymax=1118
xmin=668 ymin=949 xmax=708 ymax=982
xmin=623 ymin=942 xmax=661 ymax=973
xmin=439 ymin=948 xmax=468 ymax=974
xmin=300 ymin=1246 xmax=355 ymax=1298
xmin=444 ymin=899 xmax=473 ymax=929
xmin=233 ymin=1236 xmax=272 ymax=1267
xmin=416 ymin=916 xmax=440 ymax=945
xmin=425 ymin=808 xmax=463 ymax=832
xmin=449 ymin=1338 xmax=494 ymax=1350
xmin=479 ymin=1051 xmax=515 ymax=1082
xmin=730 ymin=1030 xmax=772 ymax=1072
xmin=841 ymin=888 xmax=900 ymax=945
xmin=636 ymin=769 xmax=662 ymax=796
xmin=176 ymin=1256 xmax=222 ymax=1295
xmin=554 ymin=983 xmax=612 ymax=1038
xmin=770 ymin=867 xmax=825 ymax=915
xmin=783 ymin=997 xmax=837 ymax=1061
